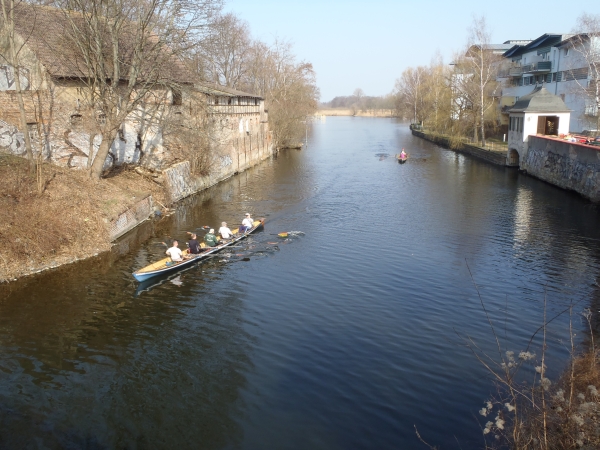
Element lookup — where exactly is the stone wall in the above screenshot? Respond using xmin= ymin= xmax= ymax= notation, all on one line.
xmin=522 ymin=136 xmax=600 ymax=202
xmin=163 ymin=124 xmax=274 ymax=204
xmin=411 ymin=129 xmax=507 ymax=166
xmin=108 ymin=195 xmax=154 ymax=241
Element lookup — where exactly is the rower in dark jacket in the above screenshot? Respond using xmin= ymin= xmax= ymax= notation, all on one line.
xmin=187 ymin=233 xmax=201 ymax=254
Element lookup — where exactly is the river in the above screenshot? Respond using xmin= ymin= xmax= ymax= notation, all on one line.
xmin=1 ymin=116 xmax=600 ymax=449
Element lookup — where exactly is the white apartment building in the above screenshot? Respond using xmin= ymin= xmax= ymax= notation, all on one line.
xmin=498 ymin=33 xmax=599 ymax=133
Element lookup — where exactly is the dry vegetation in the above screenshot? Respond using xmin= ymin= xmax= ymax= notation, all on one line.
xmin=0 ymin=154 xmax=164 ymax=282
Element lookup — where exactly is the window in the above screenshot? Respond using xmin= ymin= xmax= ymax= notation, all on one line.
xmin=171 ymin=89 xmax=182 ymax=106
xmin=70 ymin=114 xmax=83 ymax=131
xmin=552 ymin=73 xmax=557 ymax=82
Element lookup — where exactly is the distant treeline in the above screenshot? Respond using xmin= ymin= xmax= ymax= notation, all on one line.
xmin=320 ymin=89 xmax=395 ymax=111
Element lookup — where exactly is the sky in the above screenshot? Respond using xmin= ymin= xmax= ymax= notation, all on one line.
xmin=224 ymin=0 xmax=600 ymax=102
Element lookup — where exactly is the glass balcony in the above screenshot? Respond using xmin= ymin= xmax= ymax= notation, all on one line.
xmin=522 ymin=61 xmax=552 ymax=73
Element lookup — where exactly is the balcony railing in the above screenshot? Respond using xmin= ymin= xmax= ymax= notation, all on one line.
xmin=508 ymin=66 xmax=523 ymax=77
xmin=522 ymin=61 xmax=552 ymax=73
xmin=585 ymin=105 xmax=599 ymax=117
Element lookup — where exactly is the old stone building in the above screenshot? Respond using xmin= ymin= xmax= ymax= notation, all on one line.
xmin=0 ymin=4 xmax=272 ymax=187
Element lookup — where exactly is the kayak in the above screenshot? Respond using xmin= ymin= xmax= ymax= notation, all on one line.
xmin=132 ymin=219 xmax=265 ymax=282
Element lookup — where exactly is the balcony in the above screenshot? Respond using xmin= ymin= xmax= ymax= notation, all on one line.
xmin=508 ymin=66 xmax=523 ymax=77
xmin=522 ymin=61 xmax=552 ymax=73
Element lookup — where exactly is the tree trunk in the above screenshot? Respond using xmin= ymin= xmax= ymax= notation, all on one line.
xmin=90 ymin=128 xmax=118 ymax=179
xmin=3 ymin=0 xmax=35 ymax=172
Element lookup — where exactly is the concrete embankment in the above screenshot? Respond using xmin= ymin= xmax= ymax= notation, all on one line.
xmin=411 ymin=129 xmax=507 ymax=166
xmin=523 ymin=136 xmax=600 ymax=202
xmin=412 ymin=128 xmax=600 ymax=203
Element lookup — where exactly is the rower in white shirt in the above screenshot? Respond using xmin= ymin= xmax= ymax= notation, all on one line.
xmin=218 ymin=221 xmax=233 ymax=239
xmin=240 ymin=213 xmax=253 ymax=233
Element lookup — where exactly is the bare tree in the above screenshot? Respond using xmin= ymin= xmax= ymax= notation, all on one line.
xmin=0 ymin=0 xmax=35 ymax=171
xmin=241 ymin=39 xmax=319 ymax=148
xmin=468 ymin=16 xmax=500 ymax=145
xmin=45 ymin=0 xmax=221 ymax=179
xmin=451 ymin=16 xmax=501 ymax=145
xmin=571 ymin=13 xmax=600 ymax=131
xmin=394 ymin=66 xmax=427 ymax=123
xmin=197 ymin=12 xmax=251 ymax=89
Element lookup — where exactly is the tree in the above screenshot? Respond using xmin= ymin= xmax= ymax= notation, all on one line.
xmin=0 ymin=0 xmax=35 ymax=171
xmin=571 ymin=13 xmax=600 ymax=131
xmin=457 ymin=16 xmax=501 ymax=145
xmin=47 ymin=0 xmax=222 ymax=179
xmin=240 ymin=39 xmax=319 ymax=148
xmin=197 ymin=12 xmax=252 ymax=89
xmin=423 ymin=55 xmax=452 ymax=133
xmin=394 ymin=66 xmax=427 ymax=123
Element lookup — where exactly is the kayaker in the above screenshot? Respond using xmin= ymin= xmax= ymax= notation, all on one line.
xmin=218 ymin=222 xmax=233 ymax=239
xmin=187 ymin=233 xmax=201 ymax=254
xmin=204 ymin=228 xmax=219 ymax=247
xmin=400 ymin=149 xmax=407 ymax=159
xmin=240 ymin=213 xmax=253 ymax=233
xmin=166 ymin=240 xmax=183 ymax=262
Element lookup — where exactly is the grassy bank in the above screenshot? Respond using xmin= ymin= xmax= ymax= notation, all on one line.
xmin=0 ymin=154 xmax=167 ymax=282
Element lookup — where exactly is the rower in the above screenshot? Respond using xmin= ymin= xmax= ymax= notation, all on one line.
xmin=239 ymin=213 xmax=253 ymax=233
xmin=165 ymin=240 xmax=183 ymax=262
xmin=204 ymin=228 xmax=218 ymax=247
xmin=187 ymin=233 xmax=201 ymax=254
xmin=218 ymin=222 xmax=233 ymax=239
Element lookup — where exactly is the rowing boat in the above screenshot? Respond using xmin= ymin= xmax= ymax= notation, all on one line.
xmin=396 ymin=154 xmax=408 ymax=163
xmin=132 ymin=218 xmax=265 ymax=282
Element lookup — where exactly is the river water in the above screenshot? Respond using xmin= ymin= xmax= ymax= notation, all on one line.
xmin=1 ymin=117 xmax=600 ymax=449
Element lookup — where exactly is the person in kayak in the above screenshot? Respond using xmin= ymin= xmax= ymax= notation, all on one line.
xmin=204 ymin=228 xmax=219 ymax=247
xmin=187 ymin=233 xmax=201 ymax=254
xmin=399 ymin=149 xmax=407 ymax=159
xmin=166 ymin=240 xmax=183 ymax=262
xmin=218 ymin=222 xmax=233 ymax=239
xmin=239 ymin=213 xmax=253 ymax=233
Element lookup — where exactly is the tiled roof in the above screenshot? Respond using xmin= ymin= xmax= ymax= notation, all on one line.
xmin=509 ymin=86 xmax=571 ymax=113
xmin=195 ymin=82 xmax=263 ymax=99
xmin=11 ymin=4 xmax=195 ymax=84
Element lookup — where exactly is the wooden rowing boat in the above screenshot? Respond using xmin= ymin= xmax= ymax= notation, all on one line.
xmin=396 ymin=154 xmax=408 ymax=163
xmin=132 ymin=218 xmax=265 ymax=282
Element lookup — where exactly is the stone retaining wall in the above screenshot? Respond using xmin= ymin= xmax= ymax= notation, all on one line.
xmin=108 ymin=195 xmax=153 ymax=241
xmin=523 ymin=136 xmax=600 ymax=202
xmin=163 ymin=131 xmax=274 ymax=204
xmin=411 ymin=129 xmax=507 ymax=166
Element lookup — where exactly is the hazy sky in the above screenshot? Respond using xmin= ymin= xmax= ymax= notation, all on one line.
xmin=225 ymin=0 xmax=600 ymax=102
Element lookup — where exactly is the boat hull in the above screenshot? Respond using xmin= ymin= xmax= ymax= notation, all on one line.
xmin=132 ymin=219 xmax=265 ymax=282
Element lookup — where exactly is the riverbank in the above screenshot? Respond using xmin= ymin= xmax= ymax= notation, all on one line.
xmin=317 ymin=108 xmax=395 ymax=117
xmin=0 ymin=154 xmax=167 ymax=283
xmin=411 ymin=127 xmax=508 ymax=166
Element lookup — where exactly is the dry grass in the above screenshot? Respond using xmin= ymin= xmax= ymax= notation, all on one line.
xmin=0 ymin=154 xmax=162 ymax=282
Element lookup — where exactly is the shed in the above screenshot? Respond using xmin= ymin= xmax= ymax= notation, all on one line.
xmin=506 ymin=86 xmax=571 ymax=166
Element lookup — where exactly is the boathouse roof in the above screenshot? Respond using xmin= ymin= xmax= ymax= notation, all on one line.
xmin=196 ymin=82 xmax=263 ymax=100
xmin=508 ymin=86 xmax=571 ymax=113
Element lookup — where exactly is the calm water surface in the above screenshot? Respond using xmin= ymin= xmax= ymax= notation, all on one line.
xmin=2 ymin=117 xmax=600 ymax=449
